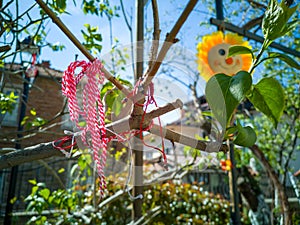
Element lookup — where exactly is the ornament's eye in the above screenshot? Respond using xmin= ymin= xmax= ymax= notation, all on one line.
xmin=218 ymin=49 xmax=226 ymax=56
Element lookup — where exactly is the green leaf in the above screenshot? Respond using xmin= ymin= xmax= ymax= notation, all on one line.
xmin=39 ymin=188 xmax=50 ymax=200
xmin=58 ymin=168 xmax=65 ymax=173
xmin=233 ymin=125 xmax=257 ymax=147
xmin=28 ymin=179 xmax=37 ymax=185
xmin=112 ymin=91 xmax=125 ymax=116
xmin=228 ymin=46 xmax=254 ymax=60
xmin=32 ymin=186 xmax=39 ymax=195
xmin=21 ymin=116 xmax=29 ymax=126
xmin=55 ymin=0 xmax=67 ymax=12
xmin=279 ymin=20 xmax=299 ymax=37
xmin=262 ymin=0 xmax=298 ymax=41
xmin=201 ymin=111 xmax=212 ymax=117
xmin=48 ymin=196 xmax=54 ymax=204
xmin=268 ymin=52 xmax=300 ymax=69
xmin=225 ymin=126 xmax=238 ymax=139
xmin=37 ymin=182 xmax=46 ymax=188
xmin=30 ymin=108 xmax=37 ymax=116
xmin=205 ymin=71 xmax=252 ymax=128
xmin=10 ymin=196 xmax=17 ymax=204
xmin=248 ymin=77 xmax=285 ymax=127
xmin=280 ymin=1 xmax=298 ymax=20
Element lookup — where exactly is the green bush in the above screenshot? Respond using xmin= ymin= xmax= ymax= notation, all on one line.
xmin=24 ymin=178 xmax=232 ymax=224
xmin=142 ymin=182 xmax=230 ymax=225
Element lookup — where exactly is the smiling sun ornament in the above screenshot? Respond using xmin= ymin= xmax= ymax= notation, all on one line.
xmin=197 ymin=31 xmax=252 ymax=81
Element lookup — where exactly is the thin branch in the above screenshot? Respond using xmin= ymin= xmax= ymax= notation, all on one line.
xmin=0 ymin=97 xmax=68 ymax=141
xmin=119 ymin=0 xmax=132 ymax=31
xmin=37 ymin=159 xmax=65 ymax=189
xmin=0 ymin=45 xmax=11 ymax=52
xmin=15 ymin=2 xmax=37 ymax=21
xmin=242 ymin=15 xmax=263 ymax=30
xmin=147 ymin=0 xmax=160 ymax=69
xmin=135 ymin=206 xmax=162 ymax=225
xmin=119 ymin=0 xmax=135 ymax=76
xmin=141 ymin=0 xmax=198 ymax=88
xmin=149 ymin=124 xmax=227 ymax=153
xmin=246 ymin=0 xmax=267 ymax=9
xmin=250 ymin=144 xmax=291 ymax=225
xmin=0 ymin=0 xmax=13 ymax=11
xmin=0 ymin=119 xmax=65 ymax=143
xmin=146 ymin=99 xmax=182 ymax=120
xmin=1 ymin=4 xmax=46 ymax=34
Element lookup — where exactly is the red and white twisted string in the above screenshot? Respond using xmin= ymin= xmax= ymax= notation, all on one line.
xmin=62 ymin=59 xmax=107 ymax=196
xmin=61 ymin=60 xmax=168 ymax=197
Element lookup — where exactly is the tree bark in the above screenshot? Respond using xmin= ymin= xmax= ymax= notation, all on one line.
xmin=250 ymin=144 xmax=291 ymax=225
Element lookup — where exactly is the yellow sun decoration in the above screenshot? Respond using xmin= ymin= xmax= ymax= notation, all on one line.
xmin=197 ymin=31 xmax=252 ymax=81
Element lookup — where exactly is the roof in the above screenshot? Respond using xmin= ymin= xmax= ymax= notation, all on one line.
xmin=3 ymin=62 xmax=63 ymax=78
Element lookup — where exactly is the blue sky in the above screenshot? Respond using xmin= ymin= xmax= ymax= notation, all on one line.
xmin=34 ymin=0 xmax=214 ymax=71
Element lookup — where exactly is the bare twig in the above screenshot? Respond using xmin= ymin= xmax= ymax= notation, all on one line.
xmin=242 ymin=15 xmax=263 ymax=30
xmin=119 ymin=0 xmax=132 ymax=31
xmin=119 ymin=0 xmax=135 ymax=76
xmin=147 ymin=0 xmax=160 ymax=69
xmin=0 ymin=0 xmax=13 ymax=11
xmin=250 ymin=144 xmax=291 ymax=225
xmin=150 ymin=124 xmax=227 ymax=153
xmin=0 ymin=45 xmax=10 ymax=53
xmin=246 ymin=0 xmax=267 ymax=9
xmin=141 ymin=0 xmax=198 ymax=88
xmin=146 ymin=99 xmax=182 ymax=120
xmin=0 ymin=99 xmax=68 ymax=142
xmin=37 ymin=160 xmax=65 ymax=189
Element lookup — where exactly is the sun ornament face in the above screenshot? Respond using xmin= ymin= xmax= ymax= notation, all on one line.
xmin=197 ymin=31 xmax=252 ymax=81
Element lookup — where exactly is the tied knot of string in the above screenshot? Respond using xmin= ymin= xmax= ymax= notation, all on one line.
xmin=128 ymin=79 xmax=168 ymax=170
xmin=61 ymin=59 xmax=107 ymax=196
xmin=143 ymin=82 xmax=168 ymax=170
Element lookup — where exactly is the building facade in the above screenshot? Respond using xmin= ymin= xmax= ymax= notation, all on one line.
xmin=0 ymin=61 xmax=73 ymax=223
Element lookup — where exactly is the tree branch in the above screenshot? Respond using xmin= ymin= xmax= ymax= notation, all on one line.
xmin=147 ymin=0 xmax=160 ymax=70
xmin=0 ymin=142 xmax=64 ymax=170
xmin=37 ymin=160 xmax=65 ymax=189
xmin=242 ymin=15 xmax=263 ymax=30
xmin=249 ymin=144 xmax=291 ymax=225
xmin=119 ymin=0 xmax=135 ymax=76
xmin=246 ymin=0 xmax=267 ymax=9
xmin=0 ymin=99 xmax=228 ymax=170
xmin=0 ymin=45 xmax=11 ymax=53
